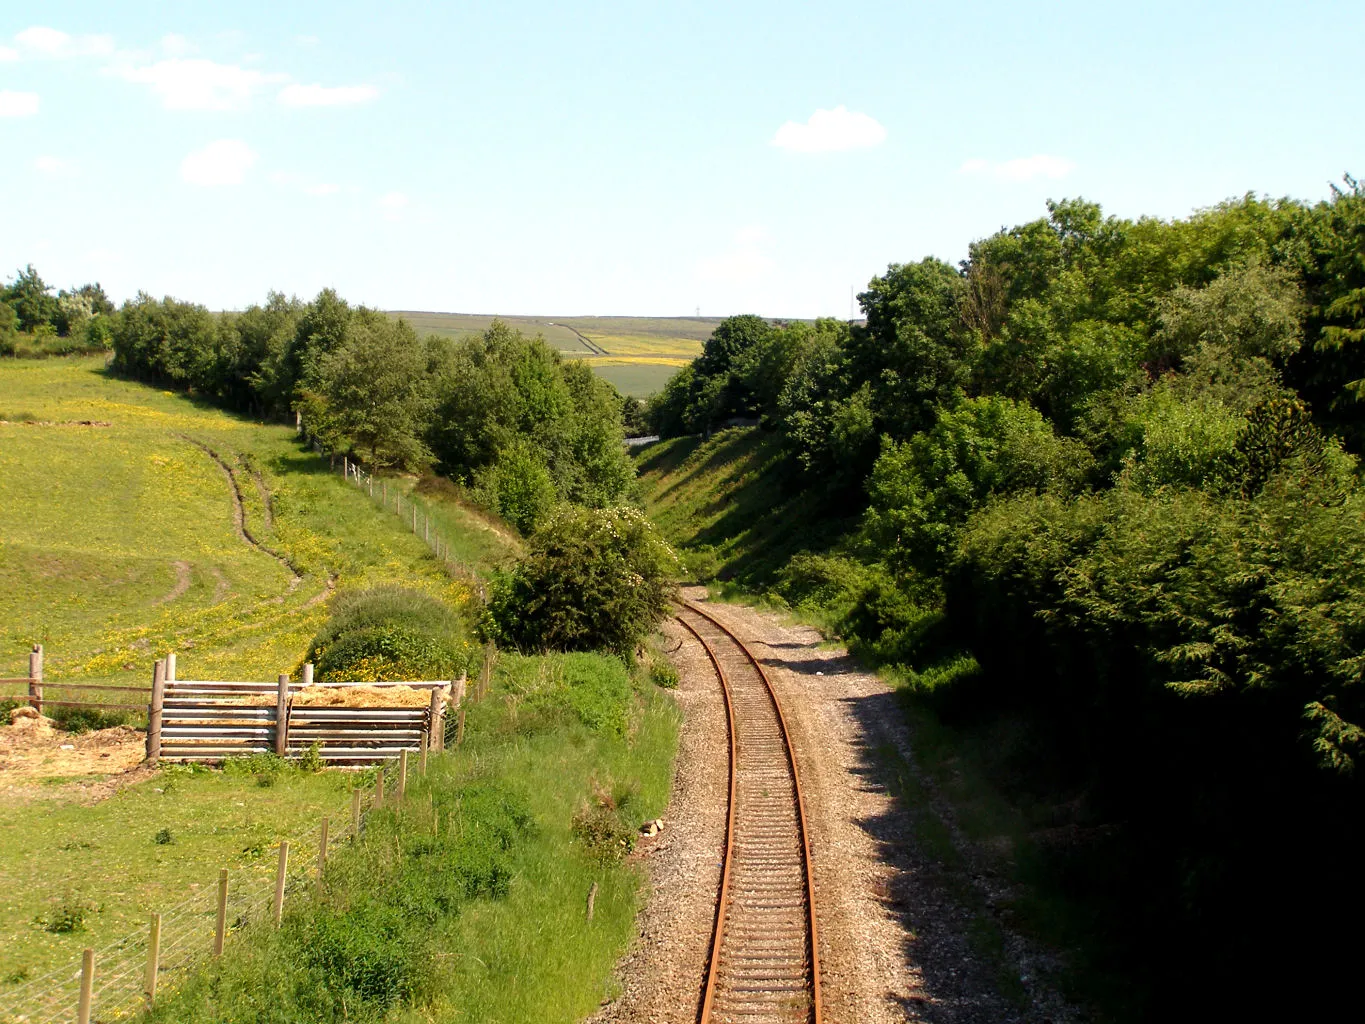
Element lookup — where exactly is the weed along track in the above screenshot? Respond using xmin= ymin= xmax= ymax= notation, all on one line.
xmin=676 ymin=601 xmax=821 ymax=1024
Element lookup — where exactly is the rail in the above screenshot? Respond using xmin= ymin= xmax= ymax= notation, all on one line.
xmin=677 ymin=600 xmax=822 ymax=1024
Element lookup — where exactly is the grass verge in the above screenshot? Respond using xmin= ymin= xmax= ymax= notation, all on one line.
xmin=139 ymin=651 xmax=679 ymax=1023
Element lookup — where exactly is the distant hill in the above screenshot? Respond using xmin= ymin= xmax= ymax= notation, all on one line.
xmin=388 ymin=312 xmax=719 ymax=397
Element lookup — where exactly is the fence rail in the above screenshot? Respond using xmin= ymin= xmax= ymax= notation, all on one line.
xmin=150 ymin=654 xmax=459 ymax=765
xmin=1 ymin=646 xmax=153 ymax=718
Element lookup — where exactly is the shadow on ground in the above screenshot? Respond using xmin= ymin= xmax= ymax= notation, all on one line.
xmin=749 ymin=637 xmax=1054 ymax=1024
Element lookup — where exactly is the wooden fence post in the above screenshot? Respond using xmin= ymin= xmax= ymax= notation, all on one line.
xmin=302 ymin=663 xmax=314 ymax=687
xmin=343 ymin=456 xmax=348 ymax=478
xmin=27 ymin=644 xmax=42 ymax=712
xmin=165 ymin=651 xmax=176 ymax=686
xmin=214 ymin=869 xmax=228 ymax=955
xmin=374 ymin=766 xmax=385 ymax=806
xmin=146 ymin=659 xmax=166 ymax=765
xmin=412 ymin=503 xmax=417 ymax=532
xmin=273 ymin=842 xmax=289 ymax=926
xmin=144 ymin=912 xmax=161 ymax=1006
xmin=398 ymin=749 xmax=408 ymax=800
xmin=420 ymin=739 xmax=428 ymax=774
xmin=351 ymin=786 xmax=362 ymax=833
xmin=429 ymin=688 xmax=444 ymax=753
xmin=318 ymin=817 xmax=329 ymax=874
xmin=77 ymin=947 xmax=94 ymax=1024
xmin=456 ymin=705 xmax=466 ymax=748
xmin=275 ymin=674 xmax=290 ymax=757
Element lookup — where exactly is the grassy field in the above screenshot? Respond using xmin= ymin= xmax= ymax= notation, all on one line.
xmin=0 ymin=765 xmax=359 ymax=984
xmin=389 ymin=311 xmax=711 ymax=396
xmin=0 ymin=355 xmax=519 ymax=995
xmin=633 ymin=428 xmax=857 ymax=580
xmin=0 ymin=356 xmax=517 ymax=696
xmin=0 ymin=356 xmax=685 ymax=1022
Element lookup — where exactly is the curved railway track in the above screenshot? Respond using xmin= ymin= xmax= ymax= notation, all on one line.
xmin=676 ymin=601 xmax=822 ymax=1024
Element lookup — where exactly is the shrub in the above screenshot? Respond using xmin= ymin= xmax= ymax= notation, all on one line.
xmin=297 ymin=740 xmax=325 ymax=773
xmin=306 ymin=586 xmax=470 ymax=682
xmin=472 ymin=440 xmax=558 ymax=534
xmin=153 ymin=828 xmax=174 ymax=845
xmin=484 ymin=506 xmax=679 ymax=654
xmin=43 ymin=897 xmax=88 ymax=933
xmin=649 ymin=660 xmax=679 ymax=689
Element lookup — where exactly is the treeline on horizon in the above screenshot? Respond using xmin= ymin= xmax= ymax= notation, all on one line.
xmin=0 ymin=273 xmax=639 ymax=534
xmin=648 ymin=178 xmax=1365 ymax=1011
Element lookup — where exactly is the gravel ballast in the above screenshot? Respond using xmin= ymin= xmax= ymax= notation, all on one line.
xmin=593 ymin=591 xmax=1078 ymax=1024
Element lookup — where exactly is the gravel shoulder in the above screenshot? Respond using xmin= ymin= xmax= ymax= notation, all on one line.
xmin=594 ymin=590 xmax=1080 ymax=1024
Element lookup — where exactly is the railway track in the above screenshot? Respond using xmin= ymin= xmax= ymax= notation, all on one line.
xmin=676 ymin=601 xmax=821 ymax=1024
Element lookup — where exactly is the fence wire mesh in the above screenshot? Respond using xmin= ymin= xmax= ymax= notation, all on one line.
xmin=313 ymin=441 xmax=484 ymax=591
xmin=0 ymin=759 xmax=401 ymax=1023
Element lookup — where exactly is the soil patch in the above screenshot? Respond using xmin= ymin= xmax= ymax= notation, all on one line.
xmin=0 ymin=707 xmax=150 ymax=804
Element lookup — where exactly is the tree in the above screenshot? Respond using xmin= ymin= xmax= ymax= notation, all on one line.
xmin=305 ymin=316 xmax=432 ymax=470
xmin=864 ymin=396 xmax=1092 ymax=577
xmin=484 ymin=506 xmax=679 ymax=654
xmin=848 ymin=257 xmax=971 ymax=439
xmin=2 ymin=265 xmax=59 ymax=333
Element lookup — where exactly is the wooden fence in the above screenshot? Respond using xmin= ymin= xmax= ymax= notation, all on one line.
xmin=149 ymin=654 xmax=464 ymax=765
xmin=0 ymin=644 xmax=150 ymax=715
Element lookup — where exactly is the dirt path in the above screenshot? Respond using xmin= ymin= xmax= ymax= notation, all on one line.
xmin=180 ymin=436 xmax=303 ymax=591
xmin=154 ymin=560 xmax=192 ymax=605
xmin=594 ymin=591 xmax=1079 ymax=1024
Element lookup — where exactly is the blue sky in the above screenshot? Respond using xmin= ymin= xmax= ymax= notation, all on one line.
xmin=2 ymin=1 xmax=1362 ymax=318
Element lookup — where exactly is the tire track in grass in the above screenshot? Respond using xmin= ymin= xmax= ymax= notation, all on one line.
xmin=153 ymin=559 xmax=193 ymax=605
xmin=178 ymin=435 xmax=304 ymax=593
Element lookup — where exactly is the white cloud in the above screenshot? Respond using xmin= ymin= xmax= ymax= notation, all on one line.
xmin=34 ymin=155 xmax=77 ymax=177
xmin=296 ymin=35 xmax=320 ymax=47
xmin=959 ymin=154 xmax=1075 ymax=182
xmin=278 ymin=83 xmax=378 ymax=108
xmin=305 ymin=182 xmax=341 ymax=196
xmin=772 ymin=105 xmax=886 ymax=153
xmin=0 ymin=45 xmax=18 ymax=61
xmin=161 ymin=33 xmax=195 ymax=57
xmin=181 ymin=139 xmax=257 ymax=186
xmin=0 ymin=90 xmax=40 ymax=117
xmin=14 ymin=26 xmax=114 ymax=58
xmin=113 ymin=58 xmax=287 ymax=111
xmin=696 ymin=226 xmax=773 ymax=283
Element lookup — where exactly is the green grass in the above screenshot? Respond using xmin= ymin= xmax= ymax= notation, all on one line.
xmin=0 ymin=765 xmax=358 ymax=982
xmin=139 ymin=652 xmax=680 ymax=1023
xmin=633 ymin=428 xmax=856 ymax=580
xmin=0 ymin=356 xmax=517 ymax=698
xmin=581 ymin=360 xmax=681 ymax=398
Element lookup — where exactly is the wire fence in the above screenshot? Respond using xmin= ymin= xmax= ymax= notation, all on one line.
xmin=310 ymin=440 xmax=486 ymax=594
xmin=0 ymin=758 xmax=404 ymax=1024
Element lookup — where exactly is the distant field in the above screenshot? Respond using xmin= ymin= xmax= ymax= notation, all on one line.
xmin=389 ymin=311 xmax=712 ymax=396
xmin=579 ymin=361 xmax=681 ymax=398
